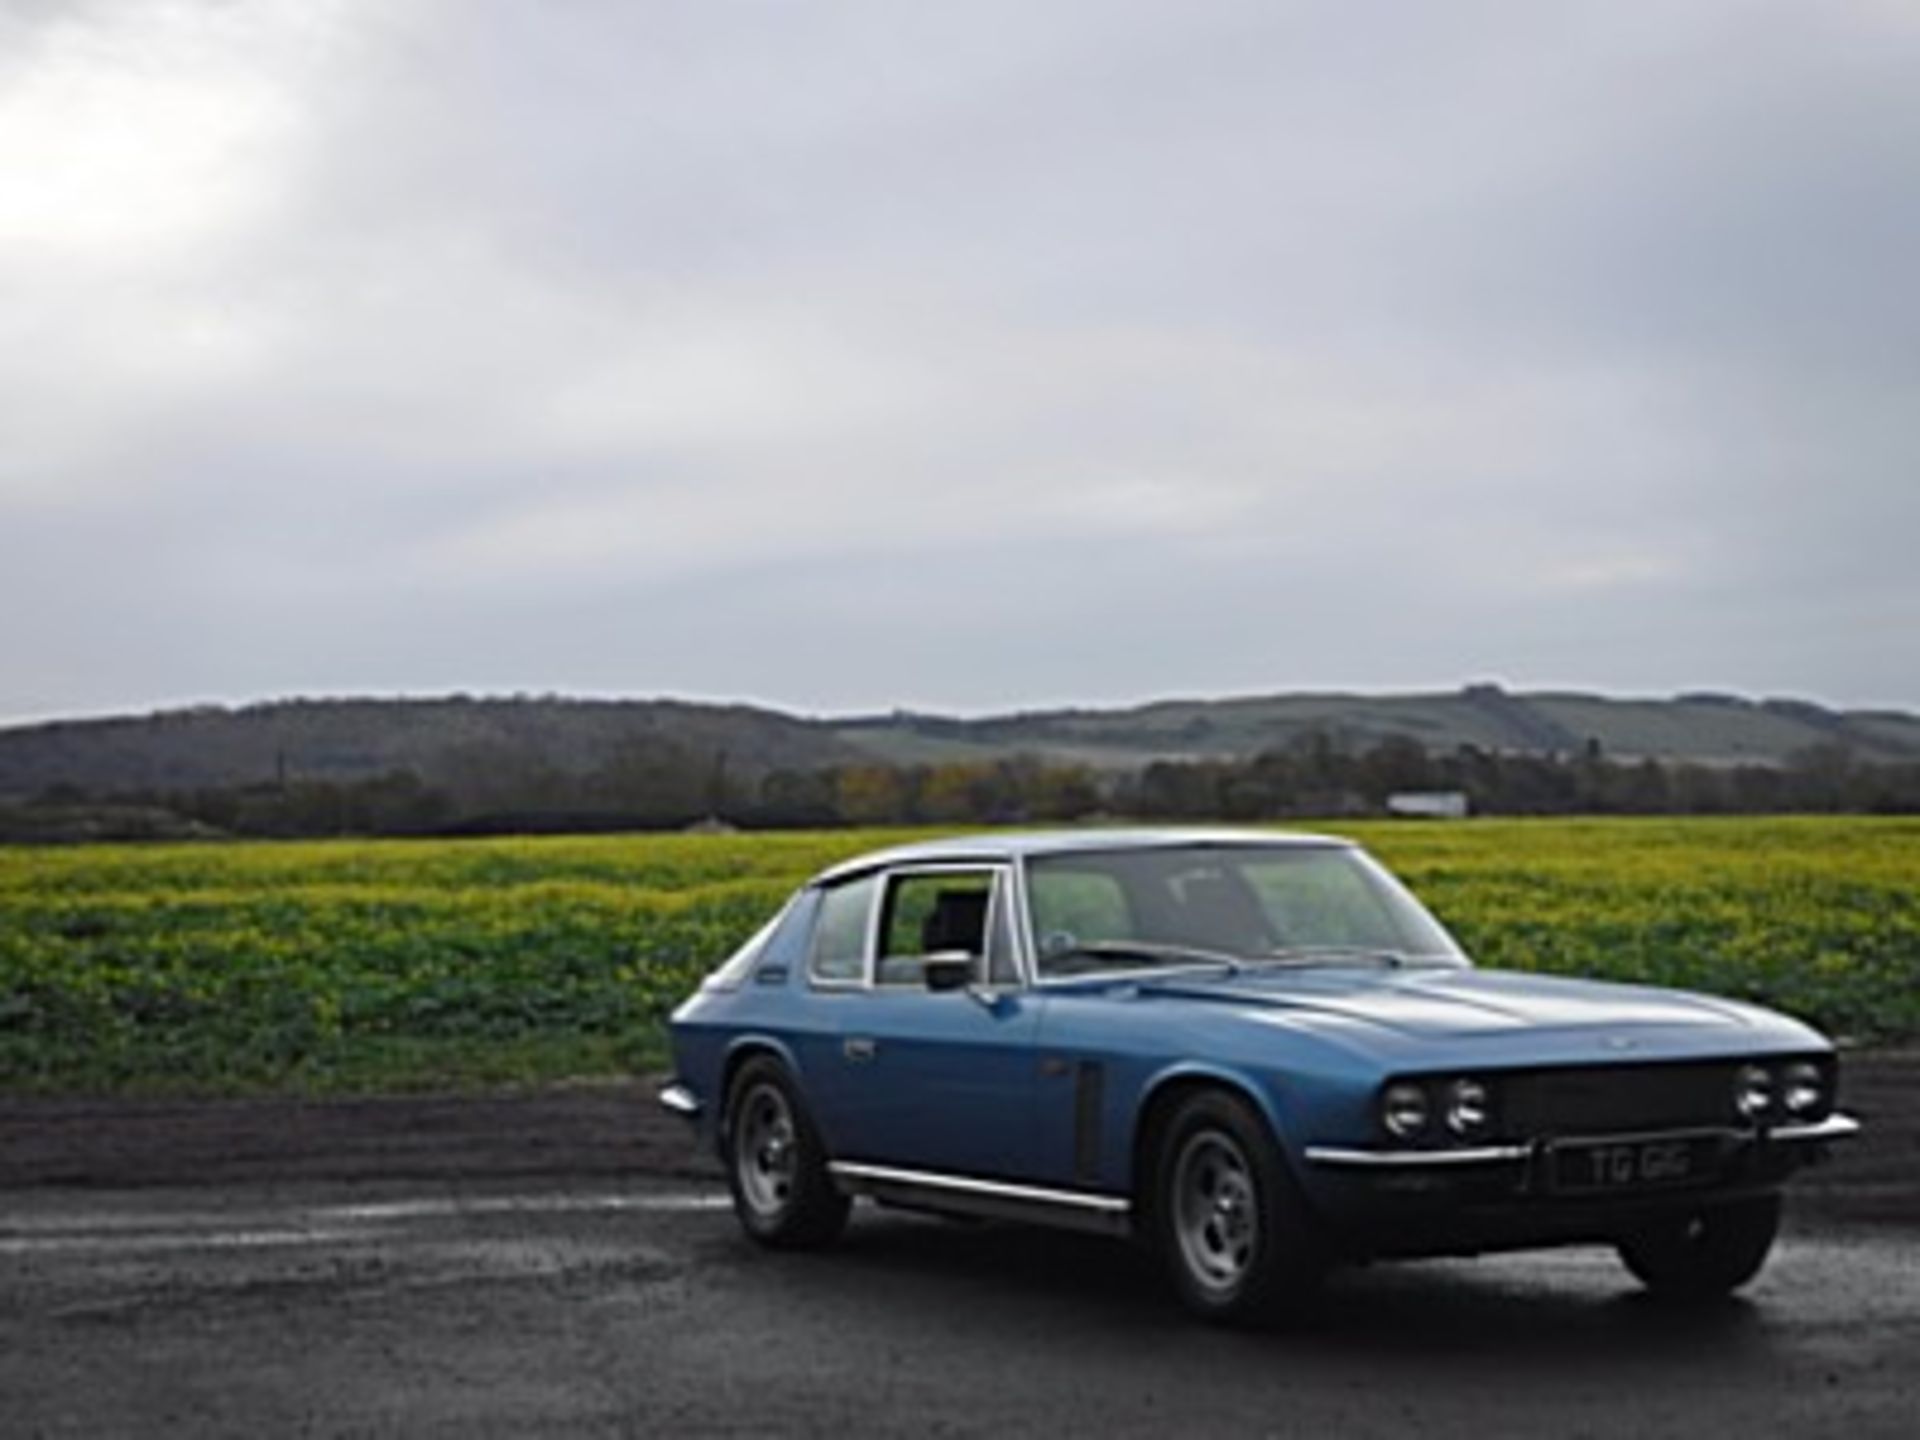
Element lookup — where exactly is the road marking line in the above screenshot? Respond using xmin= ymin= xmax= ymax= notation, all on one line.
xmin=0 ymin=1188 xmax=732 ymax=1255
xmin=324 ymin=1192 xmax=732 ymax=1222
xmin=0 ymin=1228 xmax=362 ymax=1256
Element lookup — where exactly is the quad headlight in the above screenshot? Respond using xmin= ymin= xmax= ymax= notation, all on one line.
xmin=1445 ymin=1077 xmax=1491 ymax=1137
xmin=1733 ymin=1063 xmax=1774 ymax=1120
xmin=1782 ymin=1060 xmax=1826 ymax=1117
xmin=1381 ymin=1077 xmax=1496 ymax=1142
xmin=1381 ymin=1081 xmax=1431 ymax=1140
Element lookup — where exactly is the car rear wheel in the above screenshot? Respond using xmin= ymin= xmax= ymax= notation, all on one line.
xmin=725 ymin=1057 xmax=850 ymax=1249
xmin=1616 ymin=1194 xmax=1781 ymax=1300
xmin=1150 ymin=1089 xmax=1325 ymax=1325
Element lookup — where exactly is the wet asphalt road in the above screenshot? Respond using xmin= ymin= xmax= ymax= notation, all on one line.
xmin=2 ymin=1181 xmax=1914 ymax=1438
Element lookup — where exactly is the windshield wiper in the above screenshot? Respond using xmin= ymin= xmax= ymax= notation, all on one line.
xmin=1043 ymin=941 xmax=1247 ymax=977
xmin=1259 ymin=945 xmax=1410 ymax=969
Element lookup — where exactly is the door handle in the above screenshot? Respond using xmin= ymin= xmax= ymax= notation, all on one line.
xmin=843 ymin=1036 xmax=878 ymax=1064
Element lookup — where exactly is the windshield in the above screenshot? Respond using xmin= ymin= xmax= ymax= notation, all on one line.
xmin=1023 ymin=844 xmax=1465 ymax=979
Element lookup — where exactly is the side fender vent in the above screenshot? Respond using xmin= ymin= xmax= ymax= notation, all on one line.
xmin=1073 ymin=1061 xmax=1106 ymax=1185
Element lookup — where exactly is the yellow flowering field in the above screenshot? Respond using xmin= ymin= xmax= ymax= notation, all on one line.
xmin=0 ymin=818 xmax=1914 ymax=1095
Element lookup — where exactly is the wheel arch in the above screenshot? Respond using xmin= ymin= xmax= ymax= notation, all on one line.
xmin=716 ymin=1035 xmax=805 ymax=1144
xmin=1128 ymin=1063 xmax=1297 ymax=1208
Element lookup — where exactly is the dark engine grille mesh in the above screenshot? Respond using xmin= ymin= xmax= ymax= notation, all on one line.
xmin=1499 ymin=1062 xmax=1741 ymax=1138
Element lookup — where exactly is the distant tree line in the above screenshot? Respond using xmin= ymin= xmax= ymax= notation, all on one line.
xmin=10 ymin=731 xmax=1920 ymax=841
xmin=1116 ymin=735 xmax=1920 ymax=820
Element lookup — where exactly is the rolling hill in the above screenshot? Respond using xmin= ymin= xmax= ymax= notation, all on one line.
xmin=1 ymin=685 xmax=1916 ymax=806
xmin=830 ymin=685 xmax=1920 ymax=772
xmin=0 ymin=696 xmax=864 ymax=801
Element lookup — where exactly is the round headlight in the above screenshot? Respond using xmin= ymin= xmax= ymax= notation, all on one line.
xmin=1783 ymin=1061 xmax=1825 ymax=1116
xmin=1733 ymin=1063 xmax=1774 ymax=1120
xmin=1445 ymin=1077 xmax=1491 ymax=1137
xmin=1382 ymin=1081 xmax=1431 ymax=1140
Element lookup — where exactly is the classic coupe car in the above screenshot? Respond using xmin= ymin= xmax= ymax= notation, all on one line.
xmin=660 ymin=830 xmax=1858 ymax=1322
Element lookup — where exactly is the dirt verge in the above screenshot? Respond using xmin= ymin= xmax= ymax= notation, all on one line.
xmin=0 ymin=1079 xmax=717 ymax=1190
xmin=1 ymin=1054 xmax=1911 ymax=1227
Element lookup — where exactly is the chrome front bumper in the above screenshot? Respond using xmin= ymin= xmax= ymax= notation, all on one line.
xmin=1304 ymin=1112 xmax=1862 ymax=1171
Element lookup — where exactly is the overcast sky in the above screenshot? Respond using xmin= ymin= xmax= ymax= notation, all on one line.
xmin=2 ymin=0 xmax=1916 ymax=726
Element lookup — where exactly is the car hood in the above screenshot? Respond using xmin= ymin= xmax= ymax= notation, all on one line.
xmin=1127 ymin=964 xmax=1820 ymax=1061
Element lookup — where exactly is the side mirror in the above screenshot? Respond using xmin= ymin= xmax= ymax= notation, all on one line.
xmin=923 ymin=951 xmax=979 ymax=992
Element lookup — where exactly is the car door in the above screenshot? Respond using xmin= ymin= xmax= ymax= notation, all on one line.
xmin=809 ymin=864 xmax=1042 ymax=1181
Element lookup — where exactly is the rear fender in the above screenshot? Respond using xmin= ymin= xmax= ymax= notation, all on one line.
xmin=715 ymin=1033 xmax=808 ymax=1144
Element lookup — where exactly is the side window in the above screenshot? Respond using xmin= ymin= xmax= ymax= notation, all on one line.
xmin=703 ymin=890 xmax=821 ymax=991
xmin=875 ymin=870 xmax=996 ymax=987
xmin=702 ymin=910 xmax=781 ymax=992
xmin=809 ymin=875 xmax=877 ymax=983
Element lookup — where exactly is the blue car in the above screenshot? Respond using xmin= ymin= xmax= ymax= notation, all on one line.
xmin=661 ymin=830 xmax=1859 ymax=1323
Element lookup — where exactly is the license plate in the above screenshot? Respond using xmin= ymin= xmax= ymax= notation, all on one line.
xmin=1550 ymin=1136 xmax=1717 ymax=1194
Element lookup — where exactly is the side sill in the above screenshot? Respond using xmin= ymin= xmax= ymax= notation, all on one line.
xmin=827 ymin=1161 xmax=1132 ymax=1237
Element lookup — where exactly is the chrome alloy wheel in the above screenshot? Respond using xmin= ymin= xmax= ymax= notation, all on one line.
xmin=733 ymin=1081 xmax=799 ymax=1218
xmin=1172 ymin=1128 xmax=1260 ymax=1293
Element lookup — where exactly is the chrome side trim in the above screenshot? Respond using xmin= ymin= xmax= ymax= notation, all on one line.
xmin=1769 ymin=1113 xmax=1861 ymax=1143
xmin=829 ymin=1161 xmax=1130 ymax=1213
xmin=827 ymin=1161 xmax=1132 ymax=1236
xmin=658 ymin=1083 xmax=701 ymax=1118
xmin=1305 ymin=1144 xmax=1531 ymax=1169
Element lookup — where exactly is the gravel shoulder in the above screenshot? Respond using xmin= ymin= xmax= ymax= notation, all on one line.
xmin=2 ymin=1052 xmax=1912 ymax=1227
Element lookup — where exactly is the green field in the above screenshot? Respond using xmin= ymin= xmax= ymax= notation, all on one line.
xmin=1 ymin=818 xmax=1916 ymax=1095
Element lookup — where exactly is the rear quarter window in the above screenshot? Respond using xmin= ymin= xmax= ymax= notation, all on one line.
xmin=701 ymin=911 xmax=783 ymax=992
xmin=809 ymin=875 xmax=877 ymax=983
xmin=698 ymin=889 xmax=821 ymax=991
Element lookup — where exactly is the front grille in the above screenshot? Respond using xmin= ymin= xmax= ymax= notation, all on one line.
xmin=1498 ymin=1061 xmax=1744 ymax=1138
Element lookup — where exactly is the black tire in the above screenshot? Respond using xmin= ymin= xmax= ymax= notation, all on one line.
xmin=1616 ymin=1194 xmax=1781 ymax=1300
xmin=1147 ymin=1089 xmax=1326 ymax=1325
xmin=723 ymin=1057 xmax=850 ymax=1249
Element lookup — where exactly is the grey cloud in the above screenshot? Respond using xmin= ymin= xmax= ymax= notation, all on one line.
xmin=1 ymin=0 xmax=1917 ymax=724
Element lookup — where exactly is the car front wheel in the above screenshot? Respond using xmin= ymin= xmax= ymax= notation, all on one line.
xmin=1150 ymin=1089 xmax=1325 ymax=1325
xmin=724 ymin=1057 xmax=850 ymax=1249
xmin=1616 ymin=1194 xmax=1781 ymax=1300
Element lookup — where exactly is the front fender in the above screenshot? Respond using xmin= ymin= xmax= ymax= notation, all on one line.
xmin=1124 ymin=1060 xmax=1300 ymax=1193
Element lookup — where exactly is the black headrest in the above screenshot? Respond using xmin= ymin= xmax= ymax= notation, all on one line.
xmin=921 ymin=890 xmax=989 ymax=954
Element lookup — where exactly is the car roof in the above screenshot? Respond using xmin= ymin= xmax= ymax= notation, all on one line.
xmin=810 ymin=827 xmax=1355 ymax=886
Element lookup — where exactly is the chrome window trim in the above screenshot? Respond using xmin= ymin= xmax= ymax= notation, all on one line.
xmin=872 ymin=862 xmax=1009 ymax=989
xmin=982 ymin=867 xmax=1023 ymax=988
xmin=1027 ymin=962 xmax=1252 ymax=990
xmin=812 ymin=863 xmax=1028 ymax=994
xmin=805 ymin=873 xmax=880 ymax=991
xmin=1006 ymin=855 xmax=1039 ymax=986
xmin=1015 ymin=844 xmax=1467 ymax=985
